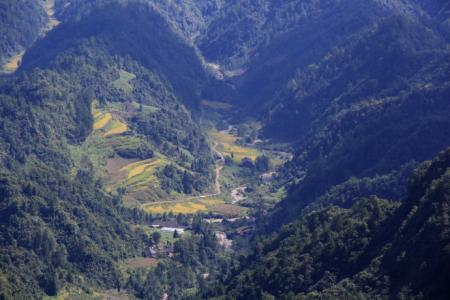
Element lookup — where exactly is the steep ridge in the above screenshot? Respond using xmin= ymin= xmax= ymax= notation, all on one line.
xmin=220 ymin=149 xmax=450 ymax=299
xmin=265 ymin=14 xmax=450 ymax=221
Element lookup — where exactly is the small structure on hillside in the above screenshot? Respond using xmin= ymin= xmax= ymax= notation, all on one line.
xmin=146 ymin=243 xmax=174 ymax=259
xmin=161 ymin=227 xmax=185 ymax=234
xmin=215 ymin=232 xmax=233 ymax=250
xmin=260 ymin=172 xmax=277 ymax=184
xmin=149 ymin=221 xmax=188 ymax=235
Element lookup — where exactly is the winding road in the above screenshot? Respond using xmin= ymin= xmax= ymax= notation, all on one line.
xmin=140 ymin=141 xmax=225 ymax=209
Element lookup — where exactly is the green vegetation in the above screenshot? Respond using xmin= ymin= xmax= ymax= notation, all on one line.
xmin=1 ymin=0 xmax=450 ymax=299
xmin=0 ymin=0 xmax=47 ymax=69
xmin=125 ymin=217 xmax=232 ymax=300
xmin=0 ymin=3 xmax=215 ymax=298
xmin=112 ymin=69 xmax=136 ymax=95
xmin=212 ymin=149 xmax=450 ymax=299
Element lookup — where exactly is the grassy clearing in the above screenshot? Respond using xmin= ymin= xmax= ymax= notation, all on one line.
xmin=122 ymin=257 xmax=159 ymax=270
xmin=43 ymin=287 xmax=131 ymax=300
xmin=201 ymin=100 xmax=234 ymax=110
xmin=130 ymin=101 xmax=159 ymax=113
xmin=113 ymin=69 xmax=136 ymax=94
xmin=146 ymin=228 xmax=178 ymax=244
xmin=44 ymin=0 xmax=61 ymax=29
xmin=69 ymin=133 xmax=113 ymax=177
xmin=209 ymin=129 xmax=262 ymax=163
xmin=2 ymin=51 xmax=25 ymax=73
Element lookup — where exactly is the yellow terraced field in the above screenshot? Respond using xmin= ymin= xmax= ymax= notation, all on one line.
xmin=142 ymin=197 xmax=246 ymax=216
xmin=110 ymin=157 xmax=168 ymax=192
xmin=144 ymin=202 xmax=209 ymax=215
xmin=94 ymin=113 xmax=112 ymax=130
xmin=127 ymin=163 xmax=152 ymax=179
xmin=103 ymin=120 xmax=128 ymax=137
xmin=209 ymin=129 xmax=261 ymax=162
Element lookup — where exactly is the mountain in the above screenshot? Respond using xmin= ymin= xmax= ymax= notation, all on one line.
xmin=0 ymin=2 xmax=215 ymax=298
xmin=266 ymin=13 xmax=450 ymax=224
xmin=0 ymin=0 xmax=449 ymax=299
xmin=220 ymin=148 xmax=450 ymax=299
xmin=212 ymin=0 xmax=450 ymax=225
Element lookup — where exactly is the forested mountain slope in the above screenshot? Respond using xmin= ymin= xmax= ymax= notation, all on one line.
xmin=207 ymin=0 xmax=450 ymax=225
xmin=221 ymin=149 xmax=450 ymax=299
xmin=0 ymin=0 xmax=47 ymax=67
xmin=267 ymin=14 xmax=450 ymax=223
xmin=54 ymin=0 xmax=225 ymax=45
xmin=0 ymin=2 xmax=215 ymax=298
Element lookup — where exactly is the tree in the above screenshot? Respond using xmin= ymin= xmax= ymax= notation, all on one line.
xmin=255 ymin=155 xmax=270 ymax=172
xmin=152 ymin=232 xmax=162 ymax=244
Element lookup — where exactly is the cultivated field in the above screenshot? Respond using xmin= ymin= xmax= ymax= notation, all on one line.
xmin=92 ymin=103 xmax=129 ymax=137
xmin=142 ymin=197 xmax=246 ymax=216
xmin=93 ymin=112 xmax=112 ymax=130
xmin=121 ymin=157 xmax=166 ymax=189
xmin=103 ymin=119 xmax=128 ymax=137
xmin=209 ymin=129 xmax=261 ymax=163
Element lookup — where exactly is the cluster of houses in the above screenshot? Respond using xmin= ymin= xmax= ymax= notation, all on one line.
xmin=146 ymin=221 xmax=187 ymax=258
xmin=145 ymin=216 xmax=256 ymax=259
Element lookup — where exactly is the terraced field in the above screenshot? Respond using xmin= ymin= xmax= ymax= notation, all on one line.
xmin=142 ymin=197 xmax=247 ymax=216
xmin=103 ymin=119 xmax=128 ymax=137
xmin=93 ymin=112 xmax=112 ymax=130
xmin=209 ymin=129 xmax=262 ymax=163
xmin=92 ymin=103 xmax=129 ymax=138
xmin=109 ymin=156 xmax=168 ymax=193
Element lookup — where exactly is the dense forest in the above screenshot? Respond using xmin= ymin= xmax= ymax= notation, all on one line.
xmin=217 ymin=149 xmax=450 ymax=299
xmin=0 ymin=0 xmax=47 ymax=66
xmin=0 ymin=0 xmax=449 ymax=299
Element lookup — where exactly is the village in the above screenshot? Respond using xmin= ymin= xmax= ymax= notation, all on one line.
xmin=143 ymin=218 xmax=249 ymax=259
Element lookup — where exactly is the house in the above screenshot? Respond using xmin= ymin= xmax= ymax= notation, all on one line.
xmin=215 ymin=232 xmax=233 ymax=250
xmin=146 ymin=243 xmax=174 ymax=258
xmin=160 ymin=227 xmax=185 ymax=234
xmin=260 ymin=172 xmax=277 ymax=184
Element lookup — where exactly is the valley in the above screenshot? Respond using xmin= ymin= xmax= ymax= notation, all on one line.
xmin=0 ymin=1 xmax=449 ymax=299
xmin=85 ymin=95 xmax=290 ymax=217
